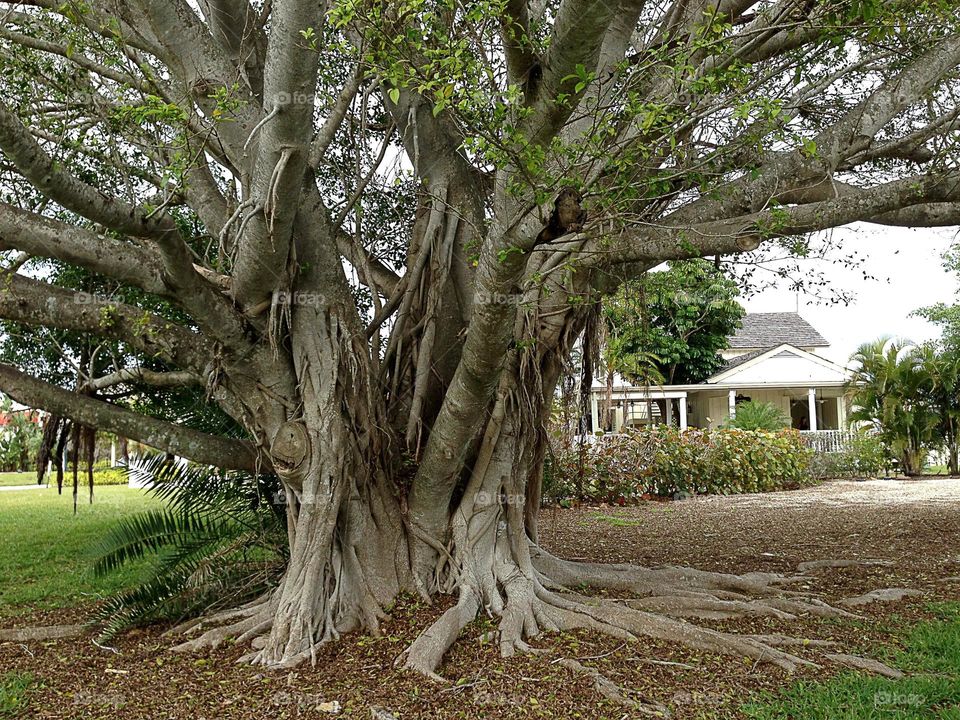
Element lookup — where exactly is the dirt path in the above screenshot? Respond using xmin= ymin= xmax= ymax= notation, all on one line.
xmin=2 ymin=478 xmax=958 ymax=719
xmin=539 ymin=478 xmax=960 ymax=581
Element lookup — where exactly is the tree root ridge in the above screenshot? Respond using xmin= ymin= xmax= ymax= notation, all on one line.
xmin=399 ymin=556 xmax=841 ymax=680
xmin=558 ymin=658 xmax=672 ymax=717
xmin=170 ymin=598 xmax=275 ymax=654
xmin=168 ymin=547 xmax=871 ymax=687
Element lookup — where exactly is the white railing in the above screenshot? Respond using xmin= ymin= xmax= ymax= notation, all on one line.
xmin=800 ymin=430 xmax=857 ymax=453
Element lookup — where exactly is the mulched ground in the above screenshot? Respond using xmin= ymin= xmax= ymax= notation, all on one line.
xmin=2 ymin=478 xmax=959 ymax=719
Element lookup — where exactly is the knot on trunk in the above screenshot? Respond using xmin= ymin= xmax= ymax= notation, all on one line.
xmin=270 ymin=421 xmax=310 ymax=484
xmin=535 ymin=188 xmax=586 ymax=245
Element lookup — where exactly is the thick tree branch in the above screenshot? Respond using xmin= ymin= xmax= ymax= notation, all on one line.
xmin=668 ymin=32 xmax=960 ymax=226
xmin=0 ymin=203 xmax=167 ymax=295
xmin=0 ymin=100 xmax=255 ymax=351
xmin=230 ymin=0 xmax=326 ymax=307
xmin=83 ymin=368 xmax=201 ymax=393
xmin=600 ymin=170 xmax=960 ymax=265
xmin=0 ymin=273 xmax=211 ymax=373
xmin=501 ymin=0 xmax=538 ymax=83
xmin=0 ymin=363 xmax=262 ymax=471
xmin=522 ymin=0 xmax=619 ymax=145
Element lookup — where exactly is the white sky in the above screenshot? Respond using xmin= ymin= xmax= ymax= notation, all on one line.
xmin=741 ymin=223 xmax=960 ymax=365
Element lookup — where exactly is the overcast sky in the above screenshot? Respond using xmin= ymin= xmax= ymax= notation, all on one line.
xmin=740 ymin=223 xmax=960 ymax=365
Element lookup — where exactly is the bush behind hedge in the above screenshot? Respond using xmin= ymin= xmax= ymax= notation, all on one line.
xmin=806 ymin=433 xmax=891 ymax=479
xmin=546 ymin=426 xmax=814 ymax=504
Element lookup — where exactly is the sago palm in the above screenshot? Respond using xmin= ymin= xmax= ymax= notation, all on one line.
xmin=90 ymin=455 xmax=287 ymax=640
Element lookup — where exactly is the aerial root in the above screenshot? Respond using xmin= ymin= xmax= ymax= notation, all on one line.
xmin=557 ymin=658 xmax=672 ymax=717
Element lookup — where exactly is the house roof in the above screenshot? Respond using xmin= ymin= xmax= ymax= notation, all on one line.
xmin=727 ymin=312 xmax=828 ymax=349
xmin=707 ymin=343 xmax=850 ymax=386
xmin=721 ymin=346 xmax=769 ymax=371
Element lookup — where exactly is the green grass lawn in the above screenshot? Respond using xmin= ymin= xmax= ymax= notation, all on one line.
xmin=743 ymin=603 xmax=960 ymax=719
xmin=0 ymin=472 xmax=38 ymax=487
xmin=0 ymin=672 xmax=35 ymax=718
xmin=0 ymin=485 xmax=159 ymax=613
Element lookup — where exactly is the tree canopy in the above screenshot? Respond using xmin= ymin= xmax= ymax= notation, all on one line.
xmin=603 ymin=259 xmax=744 ymax=385
xmin=1 ymin=0 xmax=960 ymax=675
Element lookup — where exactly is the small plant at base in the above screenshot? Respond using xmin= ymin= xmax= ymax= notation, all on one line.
xmin=90 ymin=454 xmax=287 ymax=640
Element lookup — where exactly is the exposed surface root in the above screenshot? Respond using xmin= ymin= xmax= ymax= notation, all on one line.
xmin=825 ymin=653 xmax=904 ymax=678
xmin=839 ymin=588 xmax=924 ymax=606
xmin=0 ymin=624 xmax=83 ymax=642
xmin=625 ymin=595 xmax=799 ymax=620
xmin=532 ymin=546 xmax=804 ymax=597
xmin=557 ymin=658 xmax=672 ymax=717
xmin=400 ymin=594 xmax=480 ymax=680
xmin=797 ymin=559 xmax=893 ymax=572
xmin=744 ymin=634 xmax=837 ymax=648
xmin=170 ymin=599 xmax=275 ymax=654
xmin=402 ymin=563 xmax=822 ymax=680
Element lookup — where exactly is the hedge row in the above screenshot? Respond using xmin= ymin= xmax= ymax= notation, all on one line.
xmin=545 ymin=426 xmax=815 ymax=504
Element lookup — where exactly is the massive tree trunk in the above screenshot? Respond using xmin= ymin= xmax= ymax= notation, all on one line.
xmin=2 ymin=0 xmax=960 ymax=686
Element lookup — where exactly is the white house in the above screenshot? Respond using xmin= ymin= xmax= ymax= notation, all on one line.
xmin=589 ymin=312 xmax=852 ymax=435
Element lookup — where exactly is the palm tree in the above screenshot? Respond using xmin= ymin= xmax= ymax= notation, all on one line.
xmin=847 ymin=338 xmax=939 ymax=476
xmin=916 ymin=343 xmax=960 ymax=475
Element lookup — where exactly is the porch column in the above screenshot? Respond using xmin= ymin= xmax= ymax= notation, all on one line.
xmin=728 ymin=389 xmax=736 ymax=420
xmin=590 ymin=394 xmax=600 ymax=434
xmin=678 ymin=395 xmax=688 ymax=431
xmin=665 ymin=398 xmax=673 ymax=426
xmin=807 ymin=388 xmax=818 ymax=431
xmin=110 ymin=439 xmax=117 ymax=467
xmin=837 ymin=396 xmax=846 ymax=429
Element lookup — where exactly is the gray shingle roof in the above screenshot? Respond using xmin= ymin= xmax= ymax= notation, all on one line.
xmin=727 ymin=312 xmax=828 ymax=349
xmin=721 ymin=346 xmax=771 ymax=371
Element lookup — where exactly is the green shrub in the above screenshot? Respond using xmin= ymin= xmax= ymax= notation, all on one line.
xmin=724 ymin=400 xmax=790 ymax=431
xmin=807 ymin=433 xmax=893 ymax=479
xmin=93 ymin=463 xmax=130 ymax=486
xmin=546 ymin=426 xmax=814 ymax=504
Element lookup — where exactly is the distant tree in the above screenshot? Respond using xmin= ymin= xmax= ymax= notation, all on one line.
xmin=913 ymin=247 xmax=960 ymax=474
xmin=725 ymin=401 xmax=790 ymax=432
xmin=914 ymin=342 xmax=960 ymax=475
xmin=915 ymin=245 xmax=960 ymax=341
xmin=603 ymin=260 xmax=745 ymax=385
xmin=0 ymin=397 xmax=40 ymax=472
xmin=848 ymin=338 xmax=939 ymax=476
